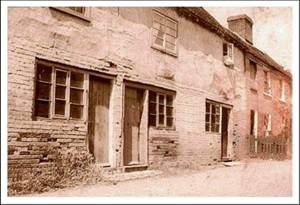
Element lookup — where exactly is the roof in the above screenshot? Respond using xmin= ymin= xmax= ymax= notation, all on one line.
xmin=175 ymin=7 xmax=292 ymax=79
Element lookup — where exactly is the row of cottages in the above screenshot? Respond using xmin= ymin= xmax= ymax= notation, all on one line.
xmin=8 ymin=7 xmax=292 ymax=175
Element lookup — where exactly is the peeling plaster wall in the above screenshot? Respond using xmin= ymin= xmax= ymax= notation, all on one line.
xmin=8 ymin=7 xmax=249 ymax=177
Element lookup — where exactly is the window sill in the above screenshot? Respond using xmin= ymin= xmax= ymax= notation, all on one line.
xmin=151 ymin=45 xmax=178 ymax=58
xmin=150 ymin=126 xmax=176 ymax=131
xmin=205 ymin=131 xmax=221 ymax=135
xmin=50 ymin=7 xmax=91 ymax=22
xmin=279 ymin=98 xmax=287 ymax=104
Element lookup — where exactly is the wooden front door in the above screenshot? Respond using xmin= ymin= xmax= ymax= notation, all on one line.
xmin=221 ymin=107 xmax=230 ymax=160
xmin=123 ymin=87 xmax=144 ymax=166
xmin=88 ymin=76 xmax=111 ymax=165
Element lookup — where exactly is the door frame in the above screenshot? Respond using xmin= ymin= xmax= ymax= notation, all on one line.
xmin=87 ymin=74 xmax=114 ymax=167
xmin=122 ymin=82 xmax=149 ymax=167
xmin=220 ymin=105 xmax=231 ymax=161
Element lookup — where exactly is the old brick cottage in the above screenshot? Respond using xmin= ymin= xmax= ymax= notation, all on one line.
xmin=7 ymin=7 xmax=292 ymax=175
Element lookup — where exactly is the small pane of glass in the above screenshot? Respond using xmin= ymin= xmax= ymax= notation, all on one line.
xmin=149 ymin=115 xmax=156 ymax=126
xmin=55 ymin=85 xmax=66 ymax=99
xmin=165 ymin=27 xmax=176 ymax=37
xmin=166 ymin=19 xmax=176 ymax=30
xmin=35 ymin=100 xmax=49 ymax=118
xmin=149 ymin=91 xmax=156 ymax=102
xmin=205 ymin=114 xmax=210 ymax=123
xmin=70 ymin=72 xmax=84 ymax=88
xmin=154 ymin=37 xmax=164 ymax=47
xmin=211 ymin=115 xmax=215 ymax=123
xmin=153 ymin=12 xmax=164 ymax=24
xmin=159 ymin=104 xmax=164 ymax=114
xmin=159 ymin=114 xmax=164 ymax=125
xmin=36 ymin=83 xmax=51 ymax=100
xmin=36 ymin=63 xmax=52 ymax=82
xmin=55 ymin=100 xmax=65 ymax=116
xmin=159 ymin=95 xmax=164 ymax=104
xmin=165 ymin=35 xmax=176 ymax=45
xmin=205 ymin=123 xmax=210 ymax=132
xmin=70 ymin=105 xmax=83 ymax=119
xmin=166 ymin=107 xmax=173 ymax=116
xmin=166 ymin=42 xmax=175 ymax=51
xmin=166 ymin=95 xmax=173 ymax=106
xmin=206 ymin=102 xmax=210 ymax=113
xmin=56 ymin=70 xmax=67 ymax=85
xmin=167 ymin=117 xmax=173 ymax=127
xmin=70 ymin=89 xmax=83 ymax=104
xmin=149 ymin=103 xmax=157 ymax=115
xmin=212 ymin=104 xmax=216 ymax=114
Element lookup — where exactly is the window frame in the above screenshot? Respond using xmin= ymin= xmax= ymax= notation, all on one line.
xmin=34 ymin=60 xmax=88 ymax=121
xmin=205 ymin=100 xmax=221 ymax=133
xmin=249 ymin=60 xmax=257 ymax=80
xmin=263 ymin=70 xmax=272 ymax=96
xmin=151 ymin=9 xmax=178 ymax=57
xmin=148 ymin=90 xmax=175 ymax=129
xmin=50 ymin=7 xmax=91 ymax=22
xmin=223 ymin=42 xmax=234 ymax=66
xmin=279 ymin=79 xmax=286 ymax=102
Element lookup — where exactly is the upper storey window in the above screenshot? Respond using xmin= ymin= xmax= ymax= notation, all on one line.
xmin=249 ymin=60 xmax=257 ymax=80
xmin=223 ymin=43 xmax=234 ymax=66
xmin=263 ymin=71 xmax=272 ymax=95
xmin=51 ymin=7 xmax=90 ymax=22
xmin=152 ymin=10 xmax=178 ymax=56
xmin=279 ymin=79 xmax=286 ymax=102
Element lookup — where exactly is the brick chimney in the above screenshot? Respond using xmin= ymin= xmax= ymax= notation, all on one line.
xmin=227 ymin=14 xmax=253 ymax=44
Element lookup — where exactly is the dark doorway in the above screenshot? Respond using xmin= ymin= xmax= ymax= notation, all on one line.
xmin=88 ymin=75 xmax=111 ymax=165
xmin=123 ymin=86 xmax=144 ymax=166
xmin=221 ymin=107 xmax=230 ymax=161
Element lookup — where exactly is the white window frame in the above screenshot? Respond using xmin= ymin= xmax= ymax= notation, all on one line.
xmin=263 ymin=71 xmax=272 ymax=96
xmin=264 ymin=113 xmax=272 ymax=137
xmin=280 ymin=79 xmax=286 ymax=102
xmin=148 ymin=91 xmax=175 ymax=129
xmin=34 ymin=60 xmax=88 ymax=121
xmin=205 ymin=101 xmax=221 ymax=133
xmin=151 ymin=10 xmax=178 ymax=56
xmin=223 ymin=42 xmax=234 ymax=66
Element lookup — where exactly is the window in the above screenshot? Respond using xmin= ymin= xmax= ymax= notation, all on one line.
xmin=148 ymin=91 xmax=174 ymax=128
xmin=152 ymin=10 xmax=178 ymax=55
xmin=51 ymin=7 xmax=90 ymax=21
xmin=249 ymin=60 xmax=257 ymax=80
xmin=34 ymin=61 xmax=87 ymax=120
xmin=223 ymin=43 xmax=234 ymax=66
xmin=263 ymin=71 xmax=272 ymax=95
xmin=280 ymin=79 xmax=286 ymax=101
xmin=263 ymin=113 xmax=272 ymax=137
xmin=205 ymin=101 xmax=220 ymax=133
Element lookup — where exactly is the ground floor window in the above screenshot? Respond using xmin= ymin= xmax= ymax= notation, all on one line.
xmin=34 ymin=60 xmax=87 ymax=120
xmin=205 ymin=100 xmax=220 ymax=133
xmin=149 ymin=91 xmax=174 ymax=128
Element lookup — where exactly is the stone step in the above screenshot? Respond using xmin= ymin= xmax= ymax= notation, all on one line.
xmin=102 ymin=169 xmax=162 ymax=183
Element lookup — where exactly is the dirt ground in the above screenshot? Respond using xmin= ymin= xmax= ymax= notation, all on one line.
xmin=32 ymin=159 xmax=292 ymax=197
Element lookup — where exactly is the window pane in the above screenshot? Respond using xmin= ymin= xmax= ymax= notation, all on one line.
xmin=35 ymin=100 xmax=49 ymax=118
xmin=149 ymin=115 xmax=156 ymax=126
xmin=166 ymin=35 xmax=176 ymax=45
xmin=215 ymin=114 xmax=220 ymax=123
xmin=159 ymin=104 xmax=164 ymax=114
xmin=212 ymin=104 xmax=216 ymax=114
xmin=69 ymin=7 xmax=85 ymax=14
xmin=56 ymin=70 xmax=67 ymax=85
xmin=149 ymin=91 xmax=156 ymax=102
xmin=55 ymin=85 xmax=66 ymax=99
xmin=223 ymin=43 xmax=228 ymax=56
xmin=149 ymin=103 xmax=157 ymax=115
xmin=153 ymin=12 xmax=164 ymax=24
xmin=205 ymin=123 xmax=210 ymax=132
xmin=166 ymin=19 xmax=176 ymax=30
xmin=165 ymin=27 xmax=176 ymax=37
xmin=159 ymin=114 xmax=164 ymax=125
xmin=55 ymin=100 xmax=65 ymax=116
xmin=159 ymin=95 xmax=164 ymax=104
xmin=36 ymin=83 xmax=51 ymax=100
xmin=70 ymin=72 xmax=84 ymax=88
xmin=215 ymin=106 xmax=220 ymax=114
xmin=154 ymin=36 xmax=164 ymax=47
xmin=206 ymin=102 xmax=210 ymax=113
xmin=70 ymin=105 xmax=83 ymax=119
xmin=205 ymin=114 xmax=210 ymax=123
xmin=36 ymin=63 xmax=52 ymax=82
xmin=215 ymin=124 xmax=220 ymax=132
xmin=166 ymin=95 xmax=173 ymax=106
xmin=166 ymin=107 xmax=173 ymax=116
xmin=167 ymin=117 xmax=173 ymax=127
xmin=70 ymin=89 xmax=83 ymax=104
xmin=166 ymin=42 xmax=175 ymax=51
xmin=211 ymin=115 xmax=215 ymax=123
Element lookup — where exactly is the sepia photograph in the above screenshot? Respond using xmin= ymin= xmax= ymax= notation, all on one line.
xmin=1 ymin=0 xmax=299 ymax=204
